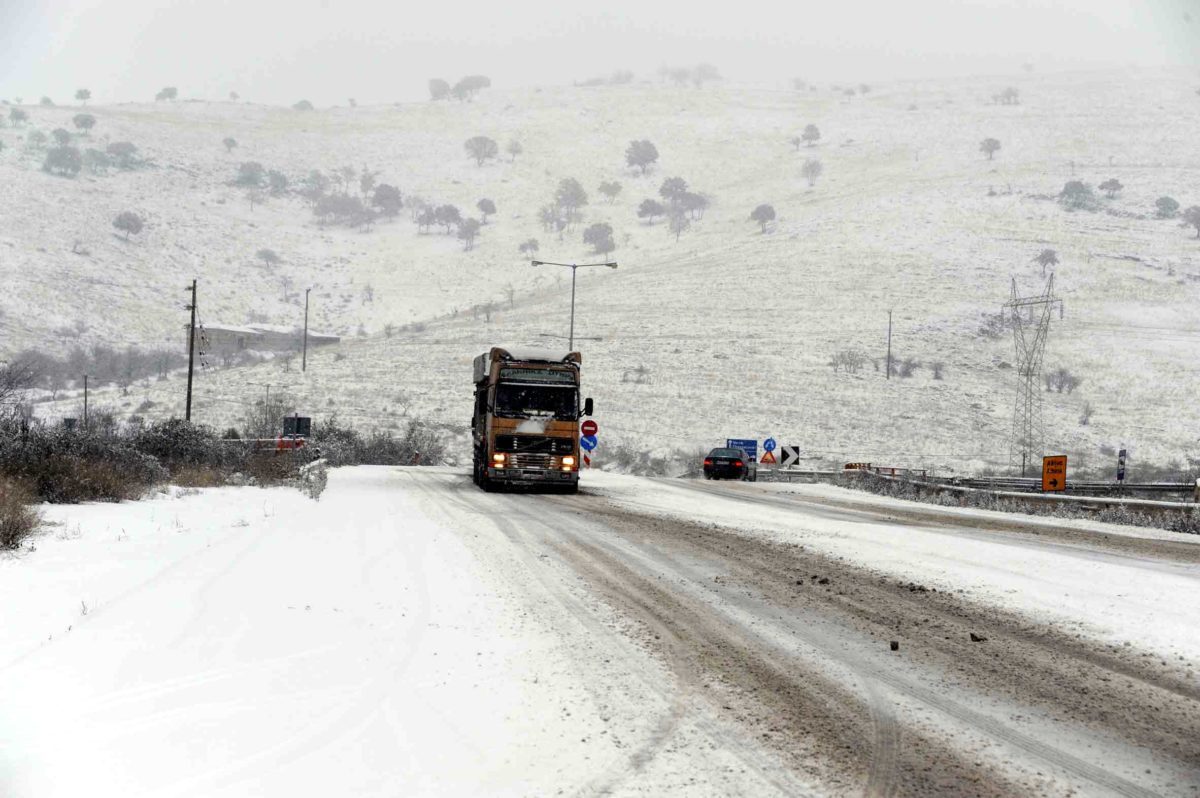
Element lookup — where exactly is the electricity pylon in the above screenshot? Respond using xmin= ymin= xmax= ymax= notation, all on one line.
xmin=1003 ymin=275 xmax=1063 ymax=476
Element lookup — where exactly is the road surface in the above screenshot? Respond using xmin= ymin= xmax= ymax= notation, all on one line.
xmin=1 ymin=466 xmax=1198 ymax=797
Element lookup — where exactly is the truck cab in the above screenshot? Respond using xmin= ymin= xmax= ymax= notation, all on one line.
xmin=472 ymin=347 xmax=593 ymax=493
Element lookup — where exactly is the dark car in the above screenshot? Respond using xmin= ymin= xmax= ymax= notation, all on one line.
xmin=703 ymin=448 xmax=756 ymax=481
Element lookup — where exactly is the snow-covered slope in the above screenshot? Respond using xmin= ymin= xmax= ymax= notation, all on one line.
xmin=8 ymin=68 xmax=1200 ymax=471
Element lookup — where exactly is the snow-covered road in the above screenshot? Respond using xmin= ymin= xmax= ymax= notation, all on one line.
xmin=1 ymin=467 xmax=1198 ymax=797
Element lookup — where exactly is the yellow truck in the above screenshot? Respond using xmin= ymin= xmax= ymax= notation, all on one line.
xmin=472 ymin=347 xmax=593 ymax=493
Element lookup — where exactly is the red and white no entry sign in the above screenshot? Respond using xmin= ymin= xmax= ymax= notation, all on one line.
xmin=581 ymin=420 xmax=598 ymax=436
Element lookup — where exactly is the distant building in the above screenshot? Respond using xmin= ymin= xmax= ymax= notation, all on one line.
xmin=190 ymin=323 xmax=340 ymax=356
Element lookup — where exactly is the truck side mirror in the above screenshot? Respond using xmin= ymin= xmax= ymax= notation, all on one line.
xmin=583 ymin=397 xmax=594 ymax=416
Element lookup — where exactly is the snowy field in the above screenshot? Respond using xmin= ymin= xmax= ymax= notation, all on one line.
xmin=8 ymin=67 xmax=1200 ymax=473
xmin=2 ymin=467 xmax=1198 ymax=796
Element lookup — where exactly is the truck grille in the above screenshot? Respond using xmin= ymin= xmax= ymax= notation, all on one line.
xmin=506 ymin=452 xmax=554 ymax=470
xmin=495 ymin=435 xmax=573 ymax=455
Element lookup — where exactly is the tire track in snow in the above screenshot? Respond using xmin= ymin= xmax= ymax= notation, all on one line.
xmin=559 ymin=493 xmax=1194 ymax=796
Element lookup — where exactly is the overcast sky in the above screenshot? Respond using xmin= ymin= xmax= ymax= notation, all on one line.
xmin=2 ymin=0 xmax=1197 ymax=105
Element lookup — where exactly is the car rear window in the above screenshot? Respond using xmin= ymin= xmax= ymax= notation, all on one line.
xmin=709 ymin=449 xmax=743 ymax=457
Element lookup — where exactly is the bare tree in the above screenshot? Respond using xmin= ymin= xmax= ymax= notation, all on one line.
xmin=1098 ymin=178 xmax=1123 ymax=199
xmin=476 ymin=198 xmax=496 ymax=223
xmin=506 ymin=140 xmax=522 ymax=162
xmin=980 ymin=138 xmax=1001 ymax=160
xmin=801 ymin=158 xmax=823 ymax=187
xmin=801 ymin=124 xmax=820 ymax=146
xmin=75 ymin=88 xmax=91 ymax=104
xmin=667 ymin=207 xmax=690 ymax=241
xmin=223 ymin=137 xmax=238 ymax=153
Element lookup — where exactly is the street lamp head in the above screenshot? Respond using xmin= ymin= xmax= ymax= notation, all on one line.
xmin=606 ymin=262 xmax=618 ymax=269
xmin=530 ymin=260 xmax=543 ymax=267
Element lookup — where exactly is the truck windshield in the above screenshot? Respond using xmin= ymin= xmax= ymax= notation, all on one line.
xmin=495 ymin=384 xmax=578 ymax=420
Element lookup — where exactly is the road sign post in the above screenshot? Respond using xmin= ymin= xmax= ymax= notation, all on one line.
xmin=1042 ymin=455 xmax=1067 ymax=492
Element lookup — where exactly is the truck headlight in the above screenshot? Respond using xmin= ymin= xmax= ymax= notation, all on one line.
xmin=492 ymin=453 xmax=506 ymax=466
xmin=562 ymin=456 xmax=576 ymax=466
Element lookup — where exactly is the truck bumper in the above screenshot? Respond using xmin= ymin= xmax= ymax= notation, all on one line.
xmin=487 ymin=467 xmax=578 ymax=484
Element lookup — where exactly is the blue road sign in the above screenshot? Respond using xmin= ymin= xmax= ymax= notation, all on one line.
xmin=763 ymin=438 xmax=777 ymax=453
xmin=580 ymin=435 xmax=598 ymax=451
xmin=726 ymin=438 xmax=757 ymax=461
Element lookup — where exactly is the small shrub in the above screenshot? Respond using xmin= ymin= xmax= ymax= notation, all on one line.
xmin=0 ymin=479 xmax=40 ymax=549
xmin=113 ymin=211 xmax=145 ymax=240
xmin=236 ymin=161 xmax=265 ymax=187
xmin=750 ymin=203 xmax=775 ymax=232
xmin=1098 ymin=178 xmax=1123 ymax=198
xmin=1155 ymin=196 xmax=1179 ymax=218
xmin=583 ymin=222 xmax=615 ymax=254
xmin=625 ymin=139 xmax=659 ymax=174
xmin=1059 ymin=181 xmax=1098 ymax=211
xmin=464 ymin=136 xmax=498 ymax=166
xmin=106 ymin=141 xmax=140 ymax=169
xmin=829 ymin=348 xmax=865 ymax=374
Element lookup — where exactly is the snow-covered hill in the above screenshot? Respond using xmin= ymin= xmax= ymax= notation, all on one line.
xmin=7 ymin=68 xmax=1200 ymax=472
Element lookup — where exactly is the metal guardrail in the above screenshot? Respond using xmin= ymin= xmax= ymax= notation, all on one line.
xmin=864 ymin=471 xmax=1200 ymax=513
xmin=933 ymin=476 xmax=1196 ymax=497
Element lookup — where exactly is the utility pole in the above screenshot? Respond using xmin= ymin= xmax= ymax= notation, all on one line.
xmin=1003 ymin=275 xmax=1064 ymax=476
xmin=302 ymin=287 xmax=310 ymax=372
xmin=529 ymin=259 xmax=618 ymax=350
xmin=185 ymin=279 xmax=197 ymax=421
xmin=83 ymin=374 xmax=89 ymax=429
xmin=886 ymin=310 xmax=892 ymax=380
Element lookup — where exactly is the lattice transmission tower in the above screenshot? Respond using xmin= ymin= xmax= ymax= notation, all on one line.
xmin=1003 ymin=275 xmax=1063 ymax=475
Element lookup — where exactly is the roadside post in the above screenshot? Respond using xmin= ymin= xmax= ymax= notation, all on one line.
xmin=760 ymin=437 xmax=777 ymax=466
xmin=1042 ymin=455 xmax=1067 ymax=492
xmin=1116 ymin=448 xmax=1127 ymax=485
xmin=580 ymin=433 xmax=598 ymax=468
xmin=580 ymin=420 xmax=598 ymax=467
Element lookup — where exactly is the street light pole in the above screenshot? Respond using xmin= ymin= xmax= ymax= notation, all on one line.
xmin=302 ymin=288 xmax=311 ymax=372
xmin=530 ymin=259 xmax=617 ymax=350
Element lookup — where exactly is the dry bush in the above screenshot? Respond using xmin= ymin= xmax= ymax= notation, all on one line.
xmin=171 ymin=465 xmax=228 ymax=488
xmin=0 ymin=479 xmax=40 ymax=549
xmin=244 ymin=452 xmax=301 ymax=485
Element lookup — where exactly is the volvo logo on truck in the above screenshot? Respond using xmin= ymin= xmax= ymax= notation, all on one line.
xmin=472 ymin=347 xmax=594 ymax=493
